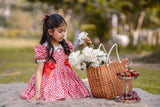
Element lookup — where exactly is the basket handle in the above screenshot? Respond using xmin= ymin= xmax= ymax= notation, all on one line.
xmin=106 ymin=43 xmax=121 ymax=63
xmin=98 ymin=43 xmax=111 ymax=62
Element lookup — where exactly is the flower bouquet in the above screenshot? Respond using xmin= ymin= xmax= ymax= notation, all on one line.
xmin=69 ymin=45 xmax=107 ymax=70
xmin=69 ymin=32 xmax=107 ymax=70
xmin=69 ymin=32 xmax=133 ymax=99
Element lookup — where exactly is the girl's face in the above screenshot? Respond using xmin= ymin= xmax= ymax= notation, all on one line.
xmin=48 ymin=23 xmax=66 ymax=44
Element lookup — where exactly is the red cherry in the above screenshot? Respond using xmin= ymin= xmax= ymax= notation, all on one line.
xmin=128 ymin=97 xmax=132 ymax=100
xmin=135 ymin=96 xmax=140 ymax=100
xmin=127 ymin=93 xmax=132 ymax=97
xmin=133 ymin=72 xmax=138 ymax=76
xmin=132 ymin=96 xmax=136 ymax=100
xmin=120 ymin=72 xmax=124 ymax=76
xmin=128 ymin=72 xmax=131 ymax=77
xmin=120 ymin=97 xmax=124 ymax=100
xmin=124 ymin=70 xmax=129 ymax=73
xmin=134 ymin=70 xmax=137 ymax=72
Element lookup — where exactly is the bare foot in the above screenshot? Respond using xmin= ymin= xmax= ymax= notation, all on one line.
xmin=31 ymin=94 xmax=41 ymax=101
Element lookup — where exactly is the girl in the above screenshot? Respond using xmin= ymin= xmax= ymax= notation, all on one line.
xmin=20 ymin=14 xmax=91 ymax=101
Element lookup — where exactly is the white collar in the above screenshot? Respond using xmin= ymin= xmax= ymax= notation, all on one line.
xmin=54 ymin=45 xmax=63 ymax=50
xmin=43 ymin=42 xmax=63 ymax=51
xmin=43 ymin=42 xmax=48 ymax=46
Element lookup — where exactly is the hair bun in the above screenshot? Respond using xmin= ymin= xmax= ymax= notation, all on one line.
xmin=42 ymin=14 xmax=49 ymax=23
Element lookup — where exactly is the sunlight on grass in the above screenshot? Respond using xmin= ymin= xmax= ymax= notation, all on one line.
xmin=0 ymin=38 xmax=39 ymax=49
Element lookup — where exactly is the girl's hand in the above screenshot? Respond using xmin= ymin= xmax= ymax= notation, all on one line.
xmin=84 ymin=37 xmax=92 ymax=47
xmin=31 ymin=93 xmax=42 ymax=101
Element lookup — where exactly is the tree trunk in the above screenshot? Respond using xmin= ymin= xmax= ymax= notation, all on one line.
xmin=69 ymin=4 xmax=85 ymax=50
xmin=132 ymin=10 xmax=146 ymax=46
xmin=68 ymin=9 xmax=80 ymax=50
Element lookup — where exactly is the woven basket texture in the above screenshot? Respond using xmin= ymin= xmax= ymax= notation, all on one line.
xmin=87 ymin=59 xmax=132 ymax=99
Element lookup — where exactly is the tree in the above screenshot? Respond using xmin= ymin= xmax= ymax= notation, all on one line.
xmin=107 ymin=0 xmax=160 ymax=46
xmin=27 ymin=0 xmax=160 ymax=47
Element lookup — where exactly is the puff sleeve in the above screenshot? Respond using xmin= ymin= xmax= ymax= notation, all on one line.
xmin=66 ymin=41 xmax=74 ymax=53
xmin=34 ymin=44 xmax=47 ymax=62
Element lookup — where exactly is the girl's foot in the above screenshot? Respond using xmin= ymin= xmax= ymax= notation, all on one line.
xmin=31 ymin=94 xmax=42 ymax=101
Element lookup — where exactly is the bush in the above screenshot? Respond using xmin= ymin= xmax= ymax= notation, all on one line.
xmin=81 ymin=24 xmax=97 ymax=38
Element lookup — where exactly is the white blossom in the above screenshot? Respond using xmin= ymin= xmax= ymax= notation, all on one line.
xmin=78 ymin=32 xmax=88 ymax=44
xmin=69 ymin=51 xmax=81 ymax=67
xmin=69 ymin=45 xmax=107 ymax=69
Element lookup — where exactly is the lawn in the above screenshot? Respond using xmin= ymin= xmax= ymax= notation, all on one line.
xmin=0 ymin=48 xmax=36 ymax=83
xmin=133 ymin=67 xmax=160 ymax=94
xmin=0 ymin=38 xmax=160 ymax=94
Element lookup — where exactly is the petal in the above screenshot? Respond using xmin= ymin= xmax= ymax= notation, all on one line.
xmin=79 ymin=40 xmax=84 ymax=44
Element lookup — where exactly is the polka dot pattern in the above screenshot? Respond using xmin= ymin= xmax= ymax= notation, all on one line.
xmin=20 ymin=41 xmax=90 ymax=101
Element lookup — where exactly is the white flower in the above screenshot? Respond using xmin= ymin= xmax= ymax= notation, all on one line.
xmin=81 ymin=62 xmax=87 ymax=69
xmin=90 ymin=61 xmax=99 ymax=68
xmin=81 ymin=46 xmax=94 ymax=62
xmin=78 ymin=32 xmax=88 ymax=44
xmin=69 ymin=43 xmax=107 ymax=69
xmin=69 ymin=51 xmax=81 ymax=67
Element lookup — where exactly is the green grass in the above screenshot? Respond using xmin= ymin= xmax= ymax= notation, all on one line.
xmin=133 ymin=67 xmax=160 ymax=94
xmin=0 ymin=48 xmax=36 ymax=83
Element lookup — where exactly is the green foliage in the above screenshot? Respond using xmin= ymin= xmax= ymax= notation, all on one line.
xmin=81 ymin=24 xmax=97 ymax=38
xmin=136 ymin=43 xmax=160 ymax=53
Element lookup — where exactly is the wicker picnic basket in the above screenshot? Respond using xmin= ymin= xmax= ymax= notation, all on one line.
xmin=86 ymin=43 xmax=132 ymax=99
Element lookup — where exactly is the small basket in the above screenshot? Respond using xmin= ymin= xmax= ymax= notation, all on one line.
xmin=86 ymin=43 xmax=132 ymax=99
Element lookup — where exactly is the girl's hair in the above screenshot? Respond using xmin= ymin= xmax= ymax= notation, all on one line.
xmin=40 ymin=14 xmax=70 ymax=63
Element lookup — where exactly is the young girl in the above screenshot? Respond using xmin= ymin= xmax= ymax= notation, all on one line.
xmin=20 ymin=14 xmax=91 ymax=101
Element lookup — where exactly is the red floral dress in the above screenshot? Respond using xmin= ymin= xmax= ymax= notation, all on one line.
xmin=20 ymin=41 xmax=90 ymax=101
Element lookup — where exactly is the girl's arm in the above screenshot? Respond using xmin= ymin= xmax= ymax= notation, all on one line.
xmin=31 ymin=62 xmax=45 ymax=100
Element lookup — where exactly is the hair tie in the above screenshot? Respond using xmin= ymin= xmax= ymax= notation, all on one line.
xmin=42 ymin=14 xmax=49 ymax=23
